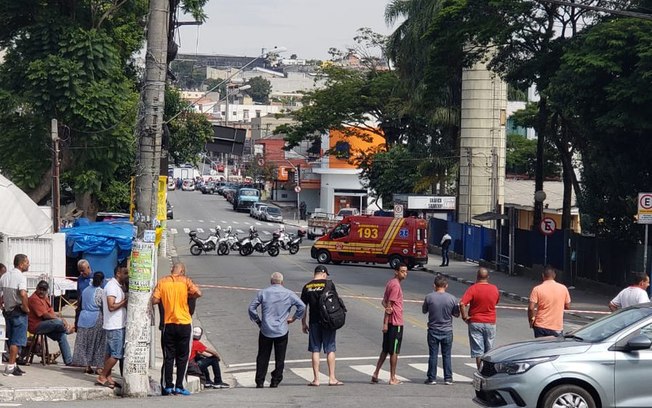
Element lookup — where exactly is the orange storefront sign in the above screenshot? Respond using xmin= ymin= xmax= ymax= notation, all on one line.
xmin=328 ymin=128 xmax=386 ymax=169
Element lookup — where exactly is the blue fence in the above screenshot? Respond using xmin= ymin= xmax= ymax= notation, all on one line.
xmin=429 ymin=218 xmax=495 ymax=263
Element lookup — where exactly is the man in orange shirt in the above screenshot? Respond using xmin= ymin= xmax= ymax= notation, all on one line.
xmin=152 ymin=262 xmax=201 ymax=396
xmin=528 ymin=266 xmax=571 ymax=337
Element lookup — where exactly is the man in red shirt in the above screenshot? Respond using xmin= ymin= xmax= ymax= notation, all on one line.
xmin=371 ymin=263 xmax=408 ymax=385
xmin=27 ymin=280 xmax=73 ymax=365
xmin=459 ymin=268 xmax=500 ymax=369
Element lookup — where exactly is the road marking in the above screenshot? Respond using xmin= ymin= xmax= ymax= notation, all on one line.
xmin=290 ymin=367 xmax=329 ymax=384
xmin=183 ymin=228 xmax=190 ymax=234
xmin=408 ymin=363 xmax=472 ymax=383
xmin=221 ymin=220 xmax=227 ymax=223
xmin=226 ymin=354 xmax=471 ymax=369
xmin=236 ymin=229 xmax=245 ymax=234
xmin=255 ymin=222 xmax=262 ymax=225
xmin=0 ymin=404 xmax=22 ymax=407
xmin=267 ymin=223 xmax=274 ymax=226
xmin=198 ymin=220 xmax=204 ymax=223
xmin=170 ymin=228 xmax=177 ymax=234
xmin=262 ymin=231 xmax=271 ymax=235
xmin=349 ymin=364 xmax=409 ymax=383
xmin=231 ymin=371 xmax=268 ymax=388
xmin=465 ymin=363 xmax=477 ymax=369
xmin=209 ymin=228 xmax=216 ymax=233
xmin=233 ymin=221 xmax=239 ymax=224
xmin=196 ymin=228 xmax=204 ymax=233
xmin=244 ymin=221 xmax=251 ymax=225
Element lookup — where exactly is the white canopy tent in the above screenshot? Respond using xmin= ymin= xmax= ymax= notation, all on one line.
xmin=0 ymin=173 xmax=52 ymax=237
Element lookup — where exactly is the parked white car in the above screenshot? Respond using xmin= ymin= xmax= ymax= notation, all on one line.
xmin=250 ymin=202 xmax=267 ymax=218
xmin=261 ymin=206 xmax=283 ymax=223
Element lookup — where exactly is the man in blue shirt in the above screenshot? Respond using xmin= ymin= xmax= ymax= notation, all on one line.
xmin=248 ymin=272 xmax=305 ymax=389
xmin=74 ymin=259 xmax=92 ymax=330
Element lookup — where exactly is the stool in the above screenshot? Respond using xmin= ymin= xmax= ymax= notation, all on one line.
xmin=26 ymin=333 xmax=49 ymax=366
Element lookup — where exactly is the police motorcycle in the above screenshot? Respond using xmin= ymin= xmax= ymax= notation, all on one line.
xmin=217 ymin=226 xmax=241 ymax=255
xmin=189 ymin=226 xmax=222 ymax=256
xmin=239 ymin=226 xmax=280 ymax=257
xmin=277 ymin=226 xmax=305 ymax=255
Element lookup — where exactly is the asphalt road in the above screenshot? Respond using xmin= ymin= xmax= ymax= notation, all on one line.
xmin=31 ymin=189 xmax=591 ymax=407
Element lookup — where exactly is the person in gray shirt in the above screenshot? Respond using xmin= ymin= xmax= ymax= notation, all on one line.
xmin=422 ymin=275 xmax=459 ymax=385
xmin=248 ymin=272 xmax=305 ymax=389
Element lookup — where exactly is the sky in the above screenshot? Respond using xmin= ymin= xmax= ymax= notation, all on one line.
xmin=176 ymin=0 xmax=398 ymax=60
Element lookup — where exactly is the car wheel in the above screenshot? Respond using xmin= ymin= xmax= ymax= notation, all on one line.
xmin=190 ymin=244 xmax=202 ymax=256
xmin=388 ymin=255 xmax=403 ymax=270
xmin=543 ymin=384 xmax=596 ymax=408
xmin=316 ymin=249 xmax=331 ymax=264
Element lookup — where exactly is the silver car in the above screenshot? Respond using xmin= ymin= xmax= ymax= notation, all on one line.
xmin=473 ymin=303 xmax=652 ymax=408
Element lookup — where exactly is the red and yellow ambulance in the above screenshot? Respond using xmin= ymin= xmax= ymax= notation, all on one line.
xmin=310 ymin=215 xmax=428 ymax=269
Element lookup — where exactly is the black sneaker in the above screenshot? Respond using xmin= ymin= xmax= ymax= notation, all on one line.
xmin=15 ymin=366 xmax=26 ymax=375
xmin=3 ymin=366 xmax=22 ymax=376
xmin=212 ymin=382 xmax=230 ymax=389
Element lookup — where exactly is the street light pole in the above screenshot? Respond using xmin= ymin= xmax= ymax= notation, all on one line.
xmin=51 ymin=119 xmax=60 ymax=233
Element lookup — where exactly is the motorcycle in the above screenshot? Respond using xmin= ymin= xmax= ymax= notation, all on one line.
xmin=188 ymin=227 xmax=221 ymax=256
xmin=239 ymin=231 xmax=280 ymax=257
xmin=278 ymin=230 xmax=304 ymax=255
xmin=217 ymin=228 xmax=242 ymax=255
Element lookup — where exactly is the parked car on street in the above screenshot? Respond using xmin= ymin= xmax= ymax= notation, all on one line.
xmin=199 ymin=181 xmax=216 ymax=194
xmin=167 ymin=201 xmax=173 ymax=219
xmin=181 ymin=179 xmax=195 ymax=191
xmin=250 ymin=202 xmax=267 ymax=218
xmin=473 ymin=303 xmax=652 ymax=408
xmin=261 ymin=206 xmax=283 ymax=223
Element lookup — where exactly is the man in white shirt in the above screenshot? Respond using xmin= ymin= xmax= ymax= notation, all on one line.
xmin=609 ymin=272 xmax=650 ymax=311
xmin=440 ymin=232 xmax=452 ymax=267
xmin=97 ymin=265 xmax=128 ymax=389
xmin=0 ymin=254 xmax=30 ymax=377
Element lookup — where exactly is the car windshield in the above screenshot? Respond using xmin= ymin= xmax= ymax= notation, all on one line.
xmin=267 ymin=207 xmax=281 ymax=215
xmin=571 ymin=305 xmax=652 ymax=342
xmin=240 ymin=189 xmax=259 ymax=196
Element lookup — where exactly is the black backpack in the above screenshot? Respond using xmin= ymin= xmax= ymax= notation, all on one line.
xmin=319 ymin=280 xmax=347 ymax=330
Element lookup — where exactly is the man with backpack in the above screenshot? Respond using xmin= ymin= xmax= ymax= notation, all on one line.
xmin=300 ymin=265 xmax=345 ymax=386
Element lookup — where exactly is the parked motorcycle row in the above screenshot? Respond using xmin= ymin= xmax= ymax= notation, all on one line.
xmin=188 ymin=225 xmax=304 ymax=257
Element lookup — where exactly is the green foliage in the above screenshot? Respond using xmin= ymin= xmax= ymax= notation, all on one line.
xmin=165 ymin=86 xmax=214 ymax=166
xmin=506 ymin=134 xmax=560 ymax=178
xmin=245 ymin=76 xmax=272 ymax=104
xmin=548 ymin=18 xmax=652 ymax=240
xmin=358 ymin=145 xmax=419 ymax=204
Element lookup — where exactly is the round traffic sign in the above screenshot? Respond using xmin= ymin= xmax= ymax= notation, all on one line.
xmin=294 ymin=186 xmax=301 ymax=193
xmin=257 ymin=158 xmax=265 ymax=166
xmin=539 ymin=217 xmax=556 ymax=236
xmin=394 ymin=204 xmax=403 ymax=213
xmin=639 ymin=193 xmax=652 ymax=210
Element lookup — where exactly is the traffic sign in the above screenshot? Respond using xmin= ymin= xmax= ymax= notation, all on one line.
xmin=257 ymin=158 xmax=265 ymax=166
xmin=294 ymin=186 xmax=301 ymax=193
xmin=394 ymin=204 xmax=404 ymax=218
xmin=638 ymin=193 xmax=652 ymax=224
xmin=539 ymin=217 xmax=556 ymax=236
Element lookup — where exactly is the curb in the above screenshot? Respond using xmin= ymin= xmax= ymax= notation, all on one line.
xmin=0 ymin=386 xmax=116 ymax=402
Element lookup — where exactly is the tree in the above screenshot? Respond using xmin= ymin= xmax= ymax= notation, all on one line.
xmin=245 ymin=76 xmax=272 ymax=104
xmin=548 ymin=17 xmax=652 ymax=240
xmin=165 ymin=87 xmax=214 ymax=166
xmin=0 ymin=0 xmax=209 ymax=217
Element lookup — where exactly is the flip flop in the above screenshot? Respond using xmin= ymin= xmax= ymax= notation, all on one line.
xmin=307 ymin=382 xmax=320 ymax=387
xmin=110 ymin=381 xmax=122 ymax=389
xmin=95 ymin=380 xmax=115 ymax=389
xmin=370 ymin=376 xmax=379 ymax=384
xmin=328 ymin=381 xmax=344 ymax=386
xmin=388 ymin=380 xmax=403 ymax=385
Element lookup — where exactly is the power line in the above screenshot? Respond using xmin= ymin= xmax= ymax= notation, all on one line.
xmin=536 ymin=0 xmax=652 ymax=20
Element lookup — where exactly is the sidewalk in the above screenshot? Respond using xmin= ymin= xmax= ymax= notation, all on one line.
xmin=422 ymin=253 xmax=616 ymax=320
xmin=0 ymin=252 xmax=203 ymax=402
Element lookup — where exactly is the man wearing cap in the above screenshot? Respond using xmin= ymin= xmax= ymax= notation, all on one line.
xmin=28 ymin=280 xmax=73 ymax=365
xmin=300 ymin=265 xmax=343 ymax=386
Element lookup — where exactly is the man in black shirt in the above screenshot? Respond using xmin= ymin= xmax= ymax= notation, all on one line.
xmin=300 ymin=265 xmax=343 ymax=386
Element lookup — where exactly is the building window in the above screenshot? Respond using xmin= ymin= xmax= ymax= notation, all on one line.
xmin=243 ymin=110 xmax=249 ymax=121
xmin=255 ymin=110 xmax=261 ymax=118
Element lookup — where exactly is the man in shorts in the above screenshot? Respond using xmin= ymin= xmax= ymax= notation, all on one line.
xmin=301 ymin=265 xmax=343 ymax=386
xmin=97 ymin=265 xmax=128 ymax=389
xmin=460 ymin=267 xmax=500 ymax=369
xmin=0 ymin=254 xmax=30 ymax=376
xmin=371 ymin=263 xmax=408 ymax=385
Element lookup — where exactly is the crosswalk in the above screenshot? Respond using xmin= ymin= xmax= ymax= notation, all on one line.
xmin=228 ymin=359 xmax=477 ymax=388
xmin=167 ymin=220 xmax=281 ymax=236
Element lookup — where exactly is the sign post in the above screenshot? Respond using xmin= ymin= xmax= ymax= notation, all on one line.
xmin=539 ymin=217 xmax=556 ymax=265
xmin=394 ymin=204 xmax=404 ymax=218
xmin=637 ymin=193 xmax=652 ymax=275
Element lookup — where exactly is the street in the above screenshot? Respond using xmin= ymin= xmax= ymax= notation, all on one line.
xmin=29 ymin=190 xmax=592 ymax=407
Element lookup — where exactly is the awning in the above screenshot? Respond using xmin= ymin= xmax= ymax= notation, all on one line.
xmin=473 ymin=211 xmax=509 ymax=222
xmin=0 ymin=174 xmax=53 ymax=237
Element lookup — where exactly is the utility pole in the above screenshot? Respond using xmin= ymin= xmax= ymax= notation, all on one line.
xmin=125 ymin=0 xmax=169 ymax=397
xmin=51 ymin=119 xmax=60 ymax=233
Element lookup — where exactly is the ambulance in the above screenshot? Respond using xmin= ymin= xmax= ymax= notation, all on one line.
xmin=310 ymin=215 xmax=428 ymax=269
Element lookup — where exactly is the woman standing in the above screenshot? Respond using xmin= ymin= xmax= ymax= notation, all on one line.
xmin=72 ymin=271 xmax=106 ymax=374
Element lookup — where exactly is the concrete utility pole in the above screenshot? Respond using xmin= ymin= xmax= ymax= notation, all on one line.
xmin=125 ymin=0 xmax=169 ymax=397
xmin=51 ymin=119 xmax=60 ymax=233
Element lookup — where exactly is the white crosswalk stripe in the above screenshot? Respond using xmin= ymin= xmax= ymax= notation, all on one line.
xmin=255 ymin=222 xmax=262 ymax=225
xmin=209 ymin=228 xmax=216 ymax=233
xmin=170 ymin=228 xmax=177 ymax=234
xmin=349 ymin=364 xmax=410 ymax=383
xmin=289 ymin=368 xmax=329 ymax=384
xmin=229 ymin=362 xmax=475 ymax=388
xmin=183 ymin=228 xmax=190 ymax=234
xmin=196 ymin=228 xmax=204 ymax=233
xmin=198 ymin=220 xmax=204 ymax=223
xmin=465 ymin=363 xmax=477 ymax=369
xmin=233 ymin=221 xmax=239 ymax=224
xmin=408 ymin=363 xmax=473 ymax=383
xmin=262 ymin=230 xmax=271 ymax=235
xmin=236 ymin=229 xmax=245 ymax=234
xmin=244 ymin=221 xmax=251 ymax=225
xmin=221 ymin=220 xmax=227 ymax=223
xmin=267 ymin=223 xmax=274 ymax=227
